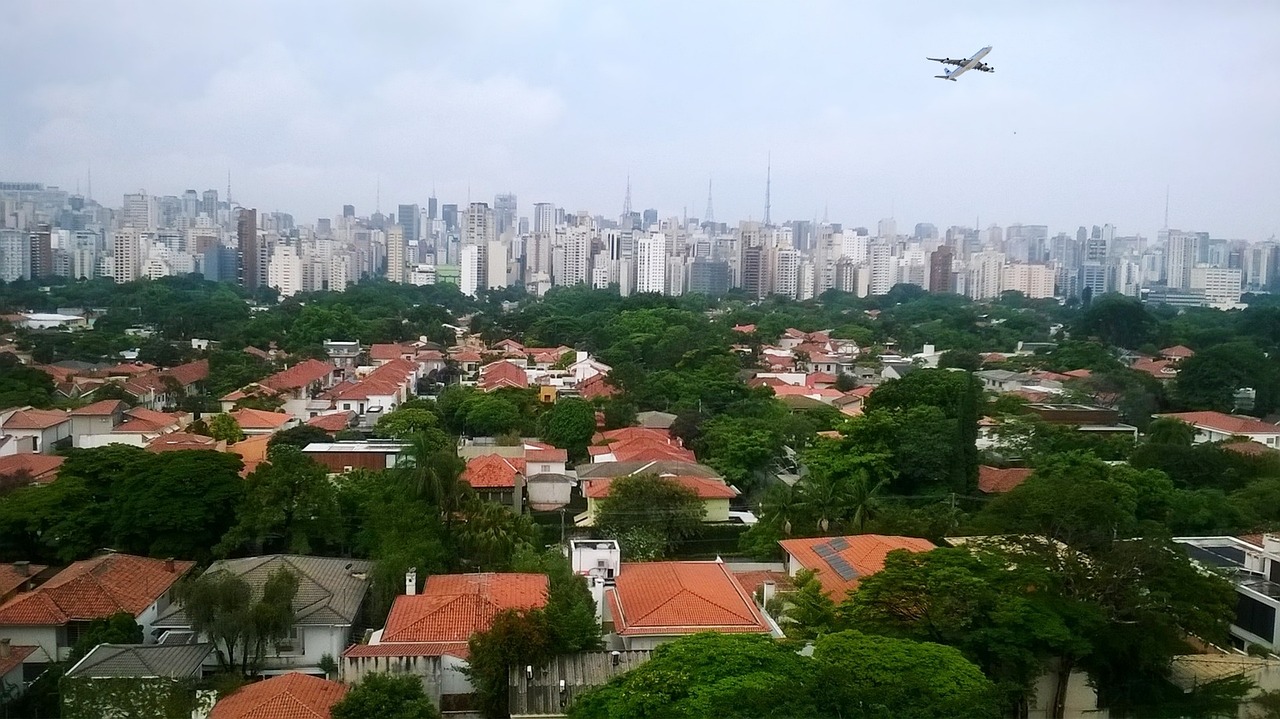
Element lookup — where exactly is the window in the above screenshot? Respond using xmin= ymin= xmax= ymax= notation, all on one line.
xmin=274 ymin=626 xmax=304 ymax=655
xmin=1236 ymin=593 xmax=1276 ymax=642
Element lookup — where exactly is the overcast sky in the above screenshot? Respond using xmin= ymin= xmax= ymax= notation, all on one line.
xmin=4 ymin=1 xmax=1277 ymax=240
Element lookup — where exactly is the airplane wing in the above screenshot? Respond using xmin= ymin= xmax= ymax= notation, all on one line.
xmin=926 ymin=57 xmax=965 ymax=67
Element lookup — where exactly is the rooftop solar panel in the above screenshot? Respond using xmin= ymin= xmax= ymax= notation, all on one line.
xmin=828 ymin=537 xmax=849 ymax=550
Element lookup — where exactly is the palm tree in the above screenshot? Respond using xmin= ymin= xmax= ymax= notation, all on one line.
xmin=846 ymin=466 xmax=888 ymax=532
xmin=398 ymin=431 xmax=472 ymax=530
xmin=797 ymin=470 xmax=854 ymax=534
xmin=760 ymin=482 xmax=805 ymax=536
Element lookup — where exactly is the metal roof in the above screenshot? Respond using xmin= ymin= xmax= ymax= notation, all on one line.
xmin=65 ymin=643 xmax=212 ymax=679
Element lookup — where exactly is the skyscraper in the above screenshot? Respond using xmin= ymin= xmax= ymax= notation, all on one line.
xmin=29 ymin=224 xmax=52 ymax=279
xmin=635 ymin=233 xmax=666 ymax=294
xmin=386 ymin=226 xmax=407 ymax=283
xmin=112 ymin=227 xmax=140 ymax=284
xmin=928 ymin=246 xmax=954 ymax=293
xmin=494 ymin=193 xmax=517 ymax=236
xmin=238 ymin=208 xmax=261 ymax=290
xmin=123 ymin=191 xmax=152 ymax=230
xmin=397 ymin=203 xmax=420 ymax=242
xmin=201 ymin=190 xmax=219 ymax=219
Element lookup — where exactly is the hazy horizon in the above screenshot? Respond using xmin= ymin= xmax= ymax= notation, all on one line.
xmin=3 ymin=1 xmax=1277 ymax=239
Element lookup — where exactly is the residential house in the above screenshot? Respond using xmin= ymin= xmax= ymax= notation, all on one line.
xmin=477 ymin=360 xmax=528 ymax=392
xmin=228 ymin=408 xmax=297 ymax=436
xmin=0 ymin=553 xmax=193 ymax=664
xmin=77 ymin=407 xmax=188 ymax=448
xmin=1131 ymin=356 xmax=1180 ymax=382
xmin=525 ymin=447 xmax=567 ymax=477
xmin=0 ymin=640 xmax=39 ymax=701
xmin=567 ymin=353 xmax=611 ymax=384
xmin=1176 ymin=535 xmax=1280 ymax=652
xmin=62 ymin=643 xmax=215 ymax=719
xmin=460 ymin=454 xmax=525 ymax=512
xmin=577 ymin=475 xmax=738 ymax=527
xmin=604 ymin=561 xmax=776 ymax=650
xmin=154 ymin=555 xmax=373 ymax=674
xmin=779 ymin=535 xmax=936 ymax=598
xmin=1158 ymin=411 xmax=1280 ymax=448
xmin=343 ymin=572 xmax=548 ymax=706
xmin=208 ymin=672 xmax=346 ymax=719
xmin=978 ymin=465 xmax=1033 ymax=494
xmin=326 ymin=358 xmax=418 ymax=417
xmin=369 ymin=343 xmax=416 ymax=366
xmin=120 ymin=359 xmax=209 ymax=411
xmin=635 ymin=411 xmax=676 ymax=429
xmin=576 ymin=459 xmax=720 ymax=481
xmin=222 ymin=359 xmax=337 ymax=420
xmin=880 ymin=360 xmax=918 ymax=382
xmin=323 ymin=340 xmax=362 ymax=374
xmin=576 ymin=373 xmax=617 ymax=401
xmin=1023 ymin=403 xmax=1138 ymax=441
xmin=145 ymin=432 xmax=225 ymax=453
xmin=1160 ymin=345 xmax=1196 ymax=361
xmin=0 ymin=407 xmax=71 ymax=454
xmin=306 ymin=411 xmax=355 ymax=433
xmin=302 ymin=441 xmax=406 ymax=473
xmin=68 ymin=399 xmax=127 ymax=445
xmin=0 ymin=562 xmax=48 ymax=604
xmin=0 ymin=454 xmax=64 ymax=485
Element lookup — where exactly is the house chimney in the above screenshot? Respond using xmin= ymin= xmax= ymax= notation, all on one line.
xmin=0 ymin=639 xmax=10 ymax=658
xmin=405 ymin=567 xmax=417 ymax=596
xmin=13 ymin=561 xmax=29 ymax=577
xmin=762 ymin=581 xmax=776 ymax=608
xmin=164 ymin=557 xmax=175 ymax=573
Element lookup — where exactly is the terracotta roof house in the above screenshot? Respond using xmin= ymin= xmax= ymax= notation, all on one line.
xmin=228 ymin=434 xmax=272 ymax=476
xmin=731 ymin=324 xmax=756 ymax=333
xmin=369 ymin=343 xmax=415 ymax=365
xmin=209 ymin=672 xmax=347 ymax=719
xmin=343 ymin=573 xmax=547 ymax=704
xmin=576 ymin=373 xmax=617 ymax=400
xmin=577 ymin=475 xmax=737 ymax=527
xmin=155 ymin=555 xmax=373 ymax=673
xmin=144 ymin=432 xmax=224 ymax=453
xmin=228 ymin=408 xmax=298 ymax=436
xmin=460 ymin=454 xmax=525 ymax=511
xmin=261 ymin=359 xmax=337 ymax=395
xmin=0 ymin=407 xmax=70 ymax=454
xmin=978 ymin=465 xmax=1034 ymax=494
xmin=779 ymin=535 xmax=936 ymax=598
xmin=0 ymin=561 xmax=48 ymax=603
xmin=1157 ymin=411 xmax=1280 ymax=448
xmin=1132 ymin=357 xmax=1179 ymax=381
xmin=1160 ymin=345 xmax=1196 ymax=360
xmin=0 ymin=553 xmax=194 ymax=663
xmin=0 ymin=454 xmax=65 ymax=485
xmin=477 ymin=360 xmax=529 ymax=392
xmin=0 ymin=642 xmax=39 ymax=697
xmin=306 ymin=411 xmax=354 ymax=432
xmin=605 ymin=561 xmax=775 ymax=650
xmin=576 ymin=459 xmax=719 ymax=480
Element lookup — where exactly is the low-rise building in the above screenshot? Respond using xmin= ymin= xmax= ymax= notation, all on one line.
xmin=1158 ymin=411 xmax=1280 ymax=447
xmin=779 ymin=534 xmax=935 ymax=599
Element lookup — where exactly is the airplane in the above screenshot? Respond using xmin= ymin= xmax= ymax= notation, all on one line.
xmin=927 ymin=46 xmax=994 ymax=81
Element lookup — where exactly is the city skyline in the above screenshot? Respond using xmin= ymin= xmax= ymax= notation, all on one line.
xmin=2 ymin=2 xmax=1277 ymax=240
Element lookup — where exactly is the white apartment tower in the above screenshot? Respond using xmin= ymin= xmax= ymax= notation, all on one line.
xmin=635 ymin=233 xmax=666 ymax=294
xmin=112 ymin=227 xmax=141 ymax=283
xmin=386 ymin=226 xmax=407 ymax=283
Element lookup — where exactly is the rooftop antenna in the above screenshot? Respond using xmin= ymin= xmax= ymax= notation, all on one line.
xmin=1163 ymin=185 xmax=1170 ymax=229
xmin=622 ymin=175 xmax=632 ymax=219
xmin=764 ymin=152 xmax=772 ymax=226
xmin=704 ymin=178 xmax=714 ymax=224
xmin=822 ymin=203 xmax=828 ymax=224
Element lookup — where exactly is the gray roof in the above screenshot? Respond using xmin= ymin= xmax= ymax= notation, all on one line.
xmin=576 ymin=460 xmax=720 ymax=479
xmin=636 ymin=411 xmax=677 ymax=429
xmin=65 ymin=643 xmax=212 ymax=679
xmin=526 ymin=472 xmax=575 ymax=484
xmin=154 ymin=555 xmax=373 ymax=629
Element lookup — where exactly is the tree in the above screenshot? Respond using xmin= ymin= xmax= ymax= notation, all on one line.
xmin=594 ymin=474 xmax=705 ymax=558
xmin=1174 ymin=342 xmax=1280 ymax=415
xmin=454 ymin=500 xmax=539 ymax=572
xmin=601 ymin=398 xmax=637 ymax=430
xmin=539 ymin=398 xmax=596 ymax=458
xmin=833 ymin=372 xmax=858 ymax=392
xmin=466 ymin=609 xmax=554 ymax=718
xmin=178 ymin=568 xmax=299 ymax=676
xmin=780 ymin=569 xmax=837 ymax=639
xmin=1144 ymin=417 xmax=1196 ymax=446
xmin=0 ymin=353 xmax=56 ymax=408
xmin=464 ymin=396 xmax=523 ymax=437
xmin=331 ymin=673 xmax=441 ymax=719
xmin=209 ymin=413 xmax=245 ymax=443
xmin=69 ymin=612 xmax=143 ymax=661
xmin=374 ymin=407 xmax=440 ymax=440
xmin=864 ymin=369 xmax=981 ymax=492
xmin=1074 ymin=294 xmax=1157 ymax=349
xmin=939 ymin=349 xmax=983 ymax=372
xmin=217 ymin=445 xmax=344 ymax=556
xmin=109 ymin=449 xmax=245 ymax=560
xmin=812 ymin=630 xmax=999 ymax=719
xmin=510 ymin=547 xmax=602 ymax=653
xmin=267 ymin=424 xmax=334 ymax=450
xmin=569 ymin=633 xmax=821 ymax=719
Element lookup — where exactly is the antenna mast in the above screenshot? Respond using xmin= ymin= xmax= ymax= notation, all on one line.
xmin=704 ymin=178 xmax=714 ymax=224
xmin=621 ymin=175 xmax=632 ymax=220
xmin=764 ymin=152 xmax=772 ymax=226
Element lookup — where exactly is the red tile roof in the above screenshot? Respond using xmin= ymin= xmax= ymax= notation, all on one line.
xmin=583 ymin=475 xmax=738 ymax=500
xmin=525 ymin=448 xmax=567 ymax=463
xmin=208 ymin=672 xmax=347 ymax=719
xmin=461 ymin=454 xmax=524 ymax=489
xmin=594 ymin=427 xmax=680 ymax=446
xmin=779 ymin=534 xmax=935 ymax=597
xmin=362 ymin=573 xmax=548 ymax=658
xmin=606 ymin=561 xmax=771 ymax=637
xmin=115 ymin=407 xmax=183 ymax=433
xmin=0 ymin=563 xmax=47 ymax=598
xmin=68 ymin=399 xmax=126 ymax=416
xmin=1132 ymin=357 xmax=1178 ymax=380
xmin=1160 ymin=345 xmax=1196 ymax=359
xmin=162 ymin=359 xmax=209 ymax=387
xmin=261 ymin=359 xmax=335 ymax=393
xmin=145 ymin=432 xmax=222 ymax=453
xmin=370 ymin=343 xmax=411 ymax=361
xmin=978 ymin=465 xmax=1033 ymax=494
xmin=229 ymin=408 xmax=294 ymax=430
xmin=306 ymin=412 xmax=352 ymax=432
xmin=2 ymin=408 xmax=68 ymax=430
xmin=1064 ymin=369 xmax=1093 ymax=379
xmin=576 ymin=373 xmax=618 ymax=400
xmin=0 ymin=553 xmax=193 ymax=626
xmin=1159 ymin=411 xmax=1280 ymax=436
xmin=0 ymin=645 xmax=37 ymax=679
xmin=730 ymin=569 xmax=794 ymax=596
xmin=477 ymin=361 xmax=528 ymax=391
xmin=731 ymin=324 xmax=756 ymax=333
xmin=0 ymin=454 xmax=65 ymax=484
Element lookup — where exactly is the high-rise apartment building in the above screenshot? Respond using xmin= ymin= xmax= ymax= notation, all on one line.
xmin=1002 ymin=263 xmax=1055 ymax=299
xmin=967 ymin=251 xmax=1005 ymax=300
xmin=928 ymin=246 xmax=954 ymax=293
xmin=29 ymin=224 xmax=52 ymax=279
xmin=0 ymin=230 xmax=31 ymax=282
xmin=112 ymin=227 xmax=140 ymax=283
xmin=123 ymin=191 xmax=153 ymax=230
xmin=237 ymin=208 xmax=261 ymax=290
xmin=635 ymin=233 xmax=666 ymax=294
xmin=397 ymin=203 xmax=420 ymax=242
xmin=386 ymin=226 xmax=407 ymax=283
xmin=1163 ymin=230 xmax=1196 ymax=290
xmin=494 ymin=193 xmax=517 ymax=237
